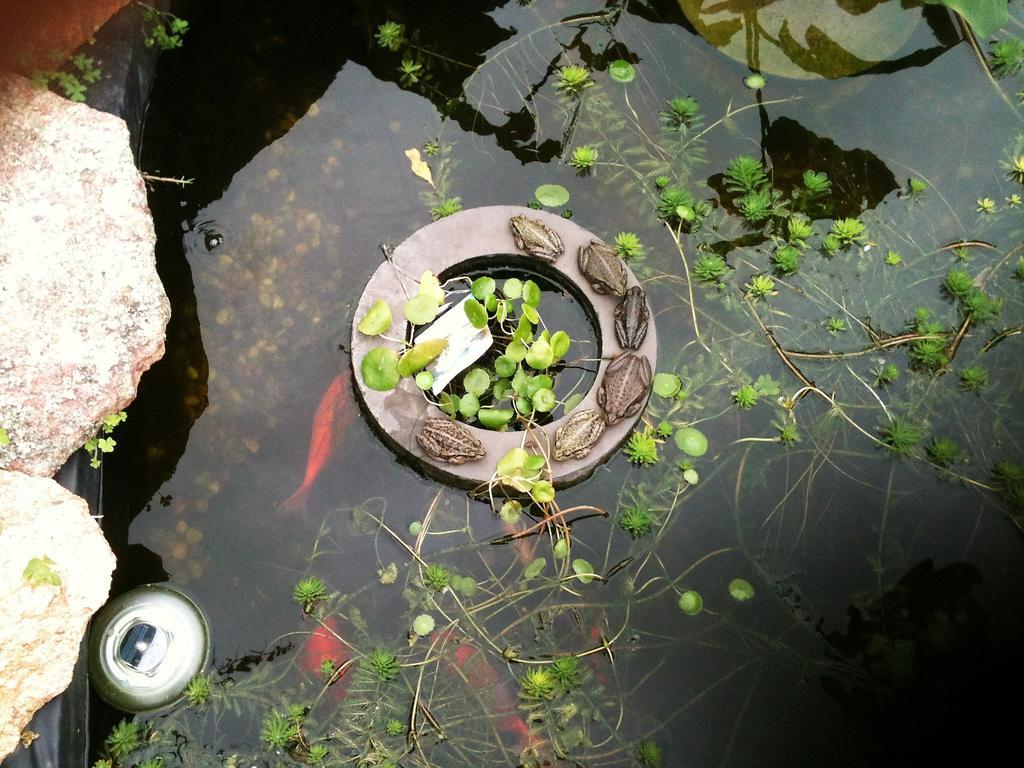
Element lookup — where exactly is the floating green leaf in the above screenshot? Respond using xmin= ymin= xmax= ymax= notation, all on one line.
xmin=728 ymin=578 xmax=755 ymax=601
xmin=438 ymin=392 xmax=459 ymax=417
xmin=531 ymin=480 xmax=556 ymax=504
xmin=506 ymin=340 xmax=528 ymax=362
xmin=499 ymin=499 xmax=522 ymax=524
xmin=412 ymin=614 xmax=435 ymax=636
xmin=478 ymin=408 xmax=514 ymax=430
xmin=357 ymin=299 xmax=393 ymax=336
xmin=502 ymin=278 xmax=523 ymax=299
xmin=609 ymin=59 xmax=636 ymax=83
xmin=522 ymin=303 xmax=540 ymax=324
xmin=464 ymin=297 xmax=488 ymax=329
xmin=524 ymin=557 xmax=547 ymax=579
xmin=418 ymin=271 xmax=446 ymax=305
xmin=550 ymin=330 xmax=570 ymax=360
xmin=678 ymin=590 xmax=703 ymax=615
xmin=415 ymin=371 xmax=434 ymax=390
xmin=683 ymin=468 xmax=699 ymax=485
xmin=404 ymin=294 xmax=440 ymax=325
xmin=572 ymin=558 xmax=595 ymax=584
xmin=494 ymin=355 xmax=517 ymax=378
xmin=535 ymin=184 xmax=570 ymax=208
xmin=522 ymin=280 xmax=542 ymax=308
xmin=553 ymin=538 xmax=569 ymax=559
xmin=361 ymin=347 xmax=401 ymax=391
xmin=653 ymin=373 xmax=682 ymax=398
xmin=532 ymin=388 xmax=556 ymax=412
xmin=674 ymin=427 xmax=708 ymax=457
xmin=458 ymin=393 xmax=480 ymax=419
xmin=526 ymin=337 xmax=554 ymax=370
xmin=463 ymin=367 xmax=490 ymax=396
xmin=397 ymin=339 xmax=448 ymax=377
xmin=471 ymin=276 xmax=496 ymax=301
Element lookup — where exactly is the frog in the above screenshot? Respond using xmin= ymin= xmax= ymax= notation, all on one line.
xmin=577 ymin=240 xmax=627 ymax=296
xmin=596 ymin=353 xmax=652 ymax=425
xmin=416 ymin=417 xmax=486 ymax=464
xmin=509 ymin=215 xmax=564 ymax=263
xmin=613 ymin=285 xmax=649 ymax=350
xmin=553 ymin=408 xmax=606 ymax=461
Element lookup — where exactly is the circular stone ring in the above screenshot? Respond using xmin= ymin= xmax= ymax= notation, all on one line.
xmin=351 ymin=205 xmax=657 ymax=488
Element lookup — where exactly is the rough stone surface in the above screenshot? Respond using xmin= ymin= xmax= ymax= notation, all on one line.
xmin=0 ymin=74 xmax=170 ymax=477
xmin=0 ymin=469 xmax=115 ymax=761
xmin=0 ymin=0 xmax=132 ymax=71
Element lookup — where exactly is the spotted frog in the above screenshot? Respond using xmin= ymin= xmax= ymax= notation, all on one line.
xmin=597 ymin=353 xmax=651 ymax=425
xmin=578 ymin=240 xmax=627 ymax=296
xmin=417 ymin=418 xmax=486 ymax=464
xmin=510 ymin=215 xmax=563 ymax=263
xmin=614 ymin=286 xmax=649 ymax=350
xmin=553 ymin=408 xmax=606 ymax=461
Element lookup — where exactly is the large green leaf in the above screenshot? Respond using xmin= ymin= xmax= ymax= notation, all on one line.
xmin=357 ymin=298 xmax=392 ymax=336
xmin=361 ymin=347 xmax=401 ymax=391
xmin=535 ymin=184 xmax=570 ymax=207
xmin=396 ymin=339 xmax=448 ymax=377
xmin=924 ymin=0 xmax=1007 ymax=37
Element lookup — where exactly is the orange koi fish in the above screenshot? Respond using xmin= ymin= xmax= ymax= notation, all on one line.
xmin=300 ymin=615 xmax=350 ymax=700
xmin=280 ymin=372 xmax=352 ymax=511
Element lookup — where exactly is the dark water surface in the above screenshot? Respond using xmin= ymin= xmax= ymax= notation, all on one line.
xmin=110 ymin=1 xmax=1024 ymax=765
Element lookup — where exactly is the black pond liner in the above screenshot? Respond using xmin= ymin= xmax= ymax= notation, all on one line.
xmin=4 ymin=4 xmax=164 ymax=767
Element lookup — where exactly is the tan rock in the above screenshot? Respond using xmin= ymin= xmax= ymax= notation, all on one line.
xmin=0 ymin=470 xmax=116 ymax=761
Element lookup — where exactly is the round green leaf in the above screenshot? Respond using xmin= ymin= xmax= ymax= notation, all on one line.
xmin=415 ymin=371 xmax=434 ymax=390
xmin=521 ymin=303 xmax=540 ymax=324
xmin=524 ymin=557 xmax=547 ymax=579
xmin=522 ymin=280 xmax=542 ymax=308
xmin=572 ymin=558 xmax=595 ymax=584
xmin=502 ymin=278 xmax=523 ymax=299
xmin=478 ymin=408 xmax=514 ymax=430
xmin=464 ymin=367 xmax=490 ymax=396
xmin=464 ymin=297 xmax=489 ymax=329
xmin=357 ymin=298 xmax=393 ymax=336
xmin=458 ymin=392 xmax=480 ymax=419
xmin=506 ymin=340 xmax=528 ymax=362
xmin=549 ymin=330 xmax=570 ymax=360
xmin=531 ymin=480 xmax=556 ymax=504
xmin=528 ymin=375 xmax=553 ymax=395
xmin=499 ymin=499 xmax=522 ymax=524
xmin=412 ymin=614 xmax=435 ymax=636
xmin=523 ymin=454 xmax=547 ymax=473
xmin=535 ymin=184 xmax=570 ymax=208
xmin=683 ymin=468 xmax=699 ymax=485
xmin=674 ymin=427 xmax=708 ymax=457
xmin=404 ymin=294 xmax=440 ymax=325
xmin=525 ymin=338 xmax=554 ymax=370
xmin=653 ymin=372 xmax=682 ymax=398
xmin=494 ymin=355 xmax=517 ymax=378
xmin=513 ymin=315 xmax=533 ymax=342
xmin=492 ymin=379 xmax=513 ymax=401
xmin=678 ymin=590 xmax=703 ymax=615
xmin=456 ymin=576 xmax=478 ymax=597
xmin=397 ymin=339 xmax=448 ymax=377
xmin=728 ymin=578 xmax=755 ymax=602
xmin=361 ymin=347 xmax=400 ymax=391
xmin=495 ymin=299 xmax=509 ymax=323
xmin=408 ymin=520 xmax=423 ymax=536
xmin=439 ymin=392 xmax=460 ymax=417
xmin=485 ymin=293 xmax=498 ymax=312
xmin=532 ymin=388 xmax=556 ymax=412
xmin=471 ymin=276 xmax=496 ymax=301
xmin=553 ymin=538 xmax=569 ymax=559
xmin=418 ymin=271 xmax=445 ymax=305
xmin=609 ymin=59 xmax=636 ymax=83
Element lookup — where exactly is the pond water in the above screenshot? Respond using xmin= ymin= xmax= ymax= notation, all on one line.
xmin=106 ymin=1 xmax=1024 ymax=765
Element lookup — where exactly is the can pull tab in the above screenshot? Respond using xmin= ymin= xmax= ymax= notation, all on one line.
xmin=116 ymin=621 xmax=170 ymax=675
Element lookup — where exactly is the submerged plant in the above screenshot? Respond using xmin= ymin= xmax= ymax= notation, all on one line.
xmin=744 ymin=273 xmax=776 ymax=302
xmin=926 ymin=437 xmax=960 ymax=467
xmin=885 ymin=250 xmax=902 ymax=266
xmin=184 ymin=674 xmax=211 ymax=707
xmin=976 ymin=196 xmax=997 ymax=214
xmin=905 ymin=177 xmax=928 ymax=199
xmin=519 ymin=667 xmax=557 ymax=700
xmin=802 ymin=170 xmax=831 ymax=197
xmin=723 ymin=155 xmax=768 ymax=194
xmin=104 ymin=719 xmax=141 ymax=759
xmin=656 ymin=186 xmax=695 ymax=220
xmin=660 ymin=97 xmax=700 ymax=129
xmin=623 ymin=426 xmax=659 ymax=466
xmin=423 ymin=563 xmax=450 ymax=591
xmin=398 ymin=57 xmax=424 ymax=86
xmin=737 ymin=187 xmax=788 ymax=223
xmin=693 ymin=253 xmax=729 ymax=283
xmin=732 ymin=383 xmax=759 ymax=409
xmin=293 ymin=576 xmax=327 ymax=613
xmin=635 ymin=740 xmax=664 ymax=767
xmin=260 ymin=711 xmax=295 ymax=750
xmin=830 ymin=217 xmax=867 ymax=248
xmin=386 ymin=719 xmax=405 ymax=737
xmin=430 ymin=196 xmax=463 ymax=220
xmin=959 ymin=365 xmax=989 ymax=392
xmin=878 ymin=418 xmax=921 ymax=456
xmin=771 ymin=245 xmax=801 ymax=275
xmin=989 ymin=38 xmax=1024 ymax=78
xmin=1007 ymin=156 xmax=1024 ymax=185
xmin=569 ymin=145 xmax=598 ymax=171
xmin=825 ymin=317 xmax=848 ymax=335
xmin=787 ymin=214 xmax=813 ymax=246
xmin=874 ymin=363 xmax=901 ymax=387
xmin=776 ymin=420 xmax=799 ymax=445
xmin=549 ymin=655 xmax=583 ymax=689
xmin=614 ymin=231 xmax=645 ymax=261
xmin=556 ymin=65 xmax=592 ymax=96
xmin=375 ymin=20 xmax=404 ymax=51
xmin=618 ymin=503 xmax=654 ymax=539
xmin=944 ymin=269 xmax=975 ymax=300
xmin=368 ymin=649 xmax=401 ymax=681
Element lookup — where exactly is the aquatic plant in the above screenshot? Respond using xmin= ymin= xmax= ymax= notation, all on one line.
xmin=83 ymin=410 xmax=127 ymax=469
xmin=989 ymin=38 xmax=1024 ymax=78
xmin=829 ymin=218 xmax=866 ymax=247
xmin=293 ymin=576 xmax=327 ymax=613
xmin=825 ymin=317 xmax=848 ymax=335
xmin=771 ymin=245 xmax=801 ymax=275
xmin=184 ymin=674 xmax=211 ymax=707
xmin=659 ymin=97 xmax=700 ymax=129
xmin=368 ymin=649 xmax=401 ymax=681
xmin=885 ymin=250 xmax=902 ymax=266
xmin=656 ymin=186 xmax=695 ymax=220
xmin=776 ymin=420 xmax=799 ymax=445
xmin=569 ymin=145 xmax=598 ymax=171
xmin=260 ymin=710 xmax=294 ymax=749
xmin=1007 ymin=156 xmax=1024 ymax=185
xmin=423 ymin=563 xmax=450 ymax=591
xmin=654 ymin=175 xmax=671 ymax=189
xmin=386 ymin=719 xmax=405 ymax=736
xmin=375 ymin=21 xmax=404 ymax=51
xmin=549 ymin=655 xmax=583 ymax=689
xmin=737 ymin=187 xmax=788 ymax=223
xmin=693 ymin=253 xmax=729 ymax=283
xmin=519 ymin=667 xmax=558 ymax=700
xmin=138 ymin=759 xmax=164 ymax=768
xmin=907 ymin=309 xmax=948 ymax=374
xmin=307 ymin=744 xmax=329 ymax=765
xmin=623 ymin=426 xmax=659 ymax=466
xmin=874 ymin=363 xmax=900 ymax=388
xmin=556 ymin=65 xmax=592 ymax=96
xmin=944 ymin=269 xmax=975 ymax=300
xmin=926 ymin=437 xmax=960 ymax=467
xmin=430 ymin=196 xmax=463 ymax=220
xmin=614 ymin=232 xmax=645 ymax=261
xmin=320 ymin=658 xmax=335 ymax=681
xmin=958 ymin=365 xmax=989 ymax=392
xmin=906 ymin=177 xmax=928 ymax=199
xmin=104 ymin=719 xmax=141 ymax=759
xmin=787 ymin=214 xmax=813 ymax=246
xmin=743 ymin=73 xmax=766 ymax=89
xmin=732 ymin=383 xmax=759 ymax=409
xmin=821 ymin=232 xmax=842 ymax=256
xmin=976 ymin=197 xmax=997 ymax=214
xmin=744 ymin=273 xmax=776 ymax=302
xmin=1016 ymin=257 xmax=1024 ymax=281
xmin=677 ymin=590 xmax=702 ymax=615
xmin=802 ymin=170 xmax=831 ymax=197
xmin=635 ymin=740 xmax=664 ymax=767
xmin=674 ymin=426 xmax=708 ymax=456
xmin=140 ymin=5 xmax=189 ymax=51
xmin=961 ymin=289 xmax=1001 ymax=324
xmin=728 ymin=578 xmax=755 ymax=601
xmin=723 ymin=156 xmax=768 ymax=194
xmin=618 ymin=503 xmax=654 ymax=539
xmin=878 ymin=418 xmax=921 ymax=456
xmin=1008 ymin=193 xmax=1022 ymax=207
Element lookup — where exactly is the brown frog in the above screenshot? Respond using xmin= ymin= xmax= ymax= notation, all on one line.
xmin=416 ymin=418 xmax=486 ymax=464
xmin=596 ymin=353 xmax=651 ymax=425
xmin=578 ymin=240 xmax=627 ymax=296
xmin=613 ymin=286 xmax=649 ymax=350
xmin=553 ymin=408 xmax=606 ymax=461
xmin=510 ymin=215 xmax=564 ymax=263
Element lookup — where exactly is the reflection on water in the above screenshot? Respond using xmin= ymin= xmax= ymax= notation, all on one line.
xmin=108 ymin=0 xmax=1024 ymax=765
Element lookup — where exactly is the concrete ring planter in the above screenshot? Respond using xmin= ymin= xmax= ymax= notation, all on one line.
xmin=351 ymin=205 xmax=657 ymax=489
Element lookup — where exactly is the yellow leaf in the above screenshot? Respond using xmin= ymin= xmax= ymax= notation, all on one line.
xmin=404 ymin=148 xmax=434 ymax=187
